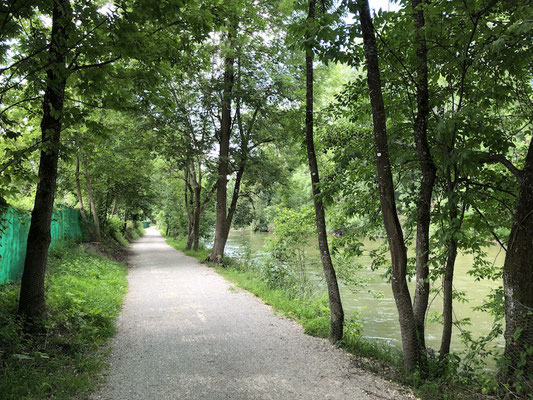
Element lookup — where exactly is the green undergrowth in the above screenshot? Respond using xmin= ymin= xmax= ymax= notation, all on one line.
xmin=0 ymin=242 xmax=128 ymax=400
xmin=164 ymin=235 xmax=211 ymax=261
xmin=105 ymin=217 xmax=145 ymax=247
xmin=216 ymin=266 xmax=335 ymax=338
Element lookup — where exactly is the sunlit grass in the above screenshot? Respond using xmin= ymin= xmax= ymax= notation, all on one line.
xmin=164 ymin=235 xmax=211 ymax=261
xmin=0 ymin=243 xmax=128 ymax=399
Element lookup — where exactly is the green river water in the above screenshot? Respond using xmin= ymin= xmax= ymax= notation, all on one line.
xmin=224 ymin=229 xmax=505 ymax=356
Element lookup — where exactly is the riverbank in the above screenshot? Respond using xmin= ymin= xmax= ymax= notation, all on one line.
xmin=223 ymin=229 xmax=505 ymax=356
xmin=0 ymin=242 xmax=128 ymax=399
xmin=166 ymin=235 xmax=501 ymax=400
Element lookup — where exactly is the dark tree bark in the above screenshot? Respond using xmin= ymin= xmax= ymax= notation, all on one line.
xmin=207 ymin=32 xmax=235 ymax=263
xmin=110 ymin=197 xmax=117 ymax=216
xmin=502 ymin=137 xmax=533 ymax=385
xmin=357 ymin=0 xmax=420 ymax=370
xmin=184 ymin=167 xmax=194 ymax=250
xmin=439 ymin=219 xmax=458 ymax=358
xmin=81 ymin=154 xmax=101 ymax=242
xmin=439 ymin=166 xmax=464 ymax=359
xmin=183 ymin=160 xmax=215 ymax=251
xmin=304 ymin=0 xmax=344 ymax=343
xmin=223 ymin=161 xmax=245 ymax=241
xmin=411 ymin=0 xmax=436 ymax=354
xmin=190 ymin=161 xmax=202 ymax=252
xmin=192 ymin=183 xmax=201 ymax=251
xmin=18 ymin=0 xmax=72 ymax=320
xmin=75 ymin=155 xmax=97 ymax=240
xmin=122 ymin=209 xmax=129 ymax=234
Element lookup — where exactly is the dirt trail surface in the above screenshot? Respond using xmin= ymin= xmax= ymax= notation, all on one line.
xmin=92 ymin=227 xmax=415 ymax=400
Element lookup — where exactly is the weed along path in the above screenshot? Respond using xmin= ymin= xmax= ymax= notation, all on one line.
xmin=92 ymin=227 xmax=414 ymax=400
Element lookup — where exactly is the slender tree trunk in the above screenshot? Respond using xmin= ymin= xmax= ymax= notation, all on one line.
xmin=223 ymin=162 xmax=245 ymax=238
xmin=439 ymin=226 xmax=457 ymax=358
xmin=186 ymin=220 xmax=194 ymax=249
xmin=110 ymin=197 xmax=117 ymax=216
xmin=189 ymin=161 xmax=202 ymax=251
xmin=502 ymin=137 xmax=533 ymax=385
xmin=411 ymin=0 xmax=436 ymax=354
xmin=75 ymin=156 xmax=96 ymax=240
xmin=304 ymin=0 xmax=344 ymax=343
xmin=18 ymin=0 xmax=72 ymax=321
xmin=207 ymin=32 xmax=235 ymax=263
xmin=184 ymin=168 xmax=194 ymax=249
xmin=357 ymin=0 xmax=420 ymax=370
xmin=122 ymin=209 xmax=129 ymax=234
xmin=193 ymin=184 xmax=201 ymax=251
xmin=81 ymin=155 xmax=101 ymax=242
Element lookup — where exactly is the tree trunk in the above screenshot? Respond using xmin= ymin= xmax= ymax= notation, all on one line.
xmin=207 ymin=31 xmax=235 ymax=263
xmin=193 ymin=184 xmax=201 ymax=251
xmin=186 ymin=220 xmax=194 ymax=249
xmin=439 ymin=230 xmax=457 ymax=358
xmin=184 ymin=167 xmax=194 ymax=249
xmin=122 ymin=209 xmax=129 ymax=234
xmin=110 ymin=197 xmax=117 ymax=216
xmin=75 ymin=155 xmax=96 ymax=240
xmin=304 ymin=0 xmax=344 ymax=343
xmin=411 ymin=0 xmax=436 ymax=354
xmin=223 ymin=161 xmax=245 ymax=239
xmin=18 ymin=0 xmax=72 ymax=321
xmin=502 ymin=137 xmax=533 ymax=385
xmin=189 ymin=161 xmax=203 ymax=252
xmin=81 ymin=154 xmax=101 ymax=242
xmin=357 ymin=0 xmax=420 ymax=370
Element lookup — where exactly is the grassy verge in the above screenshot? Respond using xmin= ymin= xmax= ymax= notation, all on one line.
xmin=216 ymin=265 xmax=404 ymax=365
xmin=164 ymin=235 xmax=211 ymax=261
xmin=0 ymin=242 xmax=128 ymax=399
xmin=215 ymin=263 xmax=488 ymax=400
xmin=216 ymin=267 xmax=335 ymax=338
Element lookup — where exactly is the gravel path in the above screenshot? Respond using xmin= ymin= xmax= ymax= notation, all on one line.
xmin=92 ymin=227 xmax=414 ymax=400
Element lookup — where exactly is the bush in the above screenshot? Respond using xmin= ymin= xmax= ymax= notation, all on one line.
xmin=104 ymin=215 xmax=128 ymax=245
xmin=104 ymin=216 xmax=144 ymax=245
xmin=0 ymin=243 xmax=127 ymax=399
xmin=262 ymin=206 xmax=317 ymax=298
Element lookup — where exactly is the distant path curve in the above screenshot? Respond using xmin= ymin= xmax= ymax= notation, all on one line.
xmin=92 ymin=227 xmax=414 ymax=400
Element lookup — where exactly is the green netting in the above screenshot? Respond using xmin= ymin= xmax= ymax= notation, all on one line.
xmin=0 ymin=206 xmax=88 ymax=284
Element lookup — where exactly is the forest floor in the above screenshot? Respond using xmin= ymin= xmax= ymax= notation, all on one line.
xmin=91 ymin=227 xmax=416 ymax=400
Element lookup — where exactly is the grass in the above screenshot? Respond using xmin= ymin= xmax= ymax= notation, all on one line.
xmin=216 ymin=266 xmax=334 ymax=337
xmin=0 ymin=242 xmax=128 ymax=400
xmin=164 ymin=235 xmax=211 ymax=261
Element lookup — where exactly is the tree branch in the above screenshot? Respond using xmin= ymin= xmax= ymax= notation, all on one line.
xmin=71 ymin=56 xmax=121 ymax=72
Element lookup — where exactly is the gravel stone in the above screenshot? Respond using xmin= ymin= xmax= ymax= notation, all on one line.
xmin=91 ymin=227 xmax=416 ymax=400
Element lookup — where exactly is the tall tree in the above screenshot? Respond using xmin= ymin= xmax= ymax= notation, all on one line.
xmin=18 ymin=0 xmax=73 ymax=320
xmin=356 ymin=0 xmax=421 ymax=370
xmin=502 ymin=137 xmax=533 ymax=389
xmin=207 ymin=2 xmax=295 ymax=261
xmin=411 ymin=0 xmax=436 ymax=355
xmin=207 ymin=28 xmax=235 ymax=262
xmin=304 ymin=0 xmax=344 ymax=342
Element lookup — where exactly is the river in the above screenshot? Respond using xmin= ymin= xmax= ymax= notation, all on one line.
xmin=224 ymin=229 xmax=505 ymax=357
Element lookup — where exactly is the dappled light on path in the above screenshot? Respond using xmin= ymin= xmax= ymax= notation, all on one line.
xmin=91 ymin=227 xmax=414 ymax=400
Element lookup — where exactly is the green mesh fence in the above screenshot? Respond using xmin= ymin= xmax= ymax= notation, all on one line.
xmin=0 ymin=206 xmax=88 ymax=284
